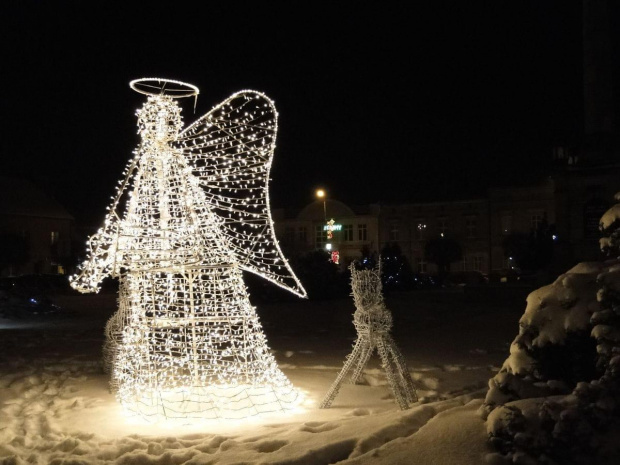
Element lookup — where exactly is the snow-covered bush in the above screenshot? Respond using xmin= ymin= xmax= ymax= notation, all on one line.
xmin=482 ymin=193 xmax=620 ymax=464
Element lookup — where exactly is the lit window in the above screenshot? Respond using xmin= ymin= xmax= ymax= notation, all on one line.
xmin=51 ymin=231 xmax=59 ymax=245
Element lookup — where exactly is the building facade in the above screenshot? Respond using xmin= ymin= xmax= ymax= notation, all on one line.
xmin=0 ymin=177 xmax=74 ymax=276
xmin=273 ymin=200 xmax=380 ymax=266
xmin=273 ymin=166 xmax=620 ymax=277
xmin=377 ymin=198 xmax=490 ymax=275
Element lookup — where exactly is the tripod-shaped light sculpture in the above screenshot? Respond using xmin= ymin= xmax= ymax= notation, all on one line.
xmin=321 ymin=261 xmax=416 ymax=410
xmin=71 ymin=78 xmax=306 ymax=420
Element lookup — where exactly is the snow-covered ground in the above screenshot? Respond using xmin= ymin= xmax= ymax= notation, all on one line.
xmin=0 ymin=287 xmax=528 ymax=464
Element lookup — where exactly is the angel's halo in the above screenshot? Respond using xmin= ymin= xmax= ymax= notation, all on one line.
xmin=130 ymin=78 xmax=199 ymax=99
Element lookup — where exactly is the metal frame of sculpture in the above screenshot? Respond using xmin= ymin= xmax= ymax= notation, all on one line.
xmin=71 ymin=78 xmax=307 ymax=420
xmin=320 ymin=261 xmax=417 ymax=410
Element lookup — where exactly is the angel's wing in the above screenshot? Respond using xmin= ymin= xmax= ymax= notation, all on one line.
xmin=175 ymin=90 xmax=307 ymax=298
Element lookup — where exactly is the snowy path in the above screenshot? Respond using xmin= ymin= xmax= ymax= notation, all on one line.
xmin=0 ymin=289 xmax=526 ymax=464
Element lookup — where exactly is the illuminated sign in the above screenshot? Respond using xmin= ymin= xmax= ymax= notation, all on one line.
xmin=324 ymin=219 xmax=341 ymax=239
xmin=323 ymin=223 xmax=342 ymax=232
xmin=331 ymin=251 xmax=340 ymax=264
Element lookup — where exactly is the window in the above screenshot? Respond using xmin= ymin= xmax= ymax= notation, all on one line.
xmin=389 ymin=221 xmax=399 ymax=241
xmin=315 ymin=224 xmax=326 ymax=248
xmin=465 ymin=217 xmax=477 ymax=238
xmin=51 ymin=231 xmax=59 ymax=245
xmin=531 ymin=212 xmax=545 ymax=230
xmin=343 ymin=224 xmax=353 ymax=241
xmin=298 ymin=226 xmax=307 ymax=242
xmin=501 ymin=215 xmax=512 ymax=235
xmin=358 ymin=224 xmax=367 ymax=241
xmin=438 ymin=218 xmax=448 ymax=235
xmin=472 ymin=255 xmax=483 ymax=272
xmin=461 ymin=256 xmax=469 ymax=271
xmin=416 ymin=257 xmax=427 ymax=273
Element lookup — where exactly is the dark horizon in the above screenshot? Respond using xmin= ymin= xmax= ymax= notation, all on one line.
xmin=2 ymin=1 xmax=617 ymax=226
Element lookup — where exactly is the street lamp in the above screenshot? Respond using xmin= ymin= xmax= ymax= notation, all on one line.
xmin=316 ymin=189 xmax=326 ymax=222
xmin=316 ymin=189 xmax=330 ymax=252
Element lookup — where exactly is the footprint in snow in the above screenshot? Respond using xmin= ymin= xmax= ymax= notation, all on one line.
xmin=299 ymin=421 xmax=340 ymax=433
xmin=255 ymin=439 xmax=289 ymax=453
xmin=241 ymin=435 xmax=268 ymax=443
xmin=345 ymin=408 xmax=370 ymax=417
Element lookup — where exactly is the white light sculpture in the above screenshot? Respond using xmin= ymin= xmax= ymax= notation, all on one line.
xmin=71 ymin=78 xmax=307 ymax=420
xmin=320 ymin=261 xmax=417 ymax=410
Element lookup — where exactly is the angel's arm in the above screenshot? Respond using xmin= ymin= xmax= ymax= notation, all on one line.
xmin=70 ymin=216 xmax=120 ymax=293
xmin=70 ymin=153 xmax=139 ymax=293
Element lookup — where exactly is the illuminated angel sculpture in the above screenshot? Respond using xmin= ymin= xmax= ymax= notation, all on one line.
xmin=71 ymin=78 xmax=307 ymax=420
xmin=320 ymin=261 xmax=416 ymax=410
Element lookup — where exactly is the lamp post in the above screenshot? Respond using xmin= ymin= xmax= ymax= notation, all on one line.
xmin=316 ymin=189 xmax=326 ymax=222
xmin=316 ymin=189 xmax=330 ymax=252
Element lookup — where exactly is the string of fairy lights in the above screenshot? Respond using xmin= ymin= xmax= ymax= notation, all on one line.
xmin=71 ymin=78 xmax=306 ymax=420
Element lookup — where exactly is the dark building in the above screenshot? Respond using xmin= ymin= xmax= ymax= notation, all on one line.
xmin=0 ymin=177 xmax=74 ymax=276
xmin=273 ymin=200 xmax=380 ymax=266
xmin=273 ymin=163 xmax=620 ymax=280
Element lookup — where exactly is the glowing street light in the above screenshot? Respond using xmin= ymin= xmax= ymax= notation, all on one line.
xmin=315 ymin=189 xmax=338 ymax=263
xmin=316 ymin=188 xmax=326 ymax=222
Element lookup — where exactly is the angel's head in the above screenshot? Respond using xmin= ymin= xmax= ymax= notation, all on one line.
xmin=136 ymin=95 xmax=183 ymax=142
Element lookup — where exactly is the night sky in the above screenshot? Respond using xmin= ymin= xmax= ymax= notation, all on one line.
xmin=1 ymin=2 xmax=597 ymax=225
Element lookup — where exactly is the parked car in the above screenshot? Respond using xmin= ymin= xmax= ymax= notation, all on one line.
xmin=0 ymin=274 xmax=71 ymax=317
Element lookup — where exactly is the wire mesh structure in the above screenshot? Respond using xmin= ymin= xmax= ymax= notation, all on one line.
xmin=320 ymin=261 xmax=417 ymax=410
xmin=71 ymin=78 xmax=307 ymax=420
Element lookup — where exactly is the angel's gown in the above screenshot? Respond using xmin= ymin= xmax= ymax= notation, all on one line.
xmin=72 ymin=91 xmax=304 ymax=420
